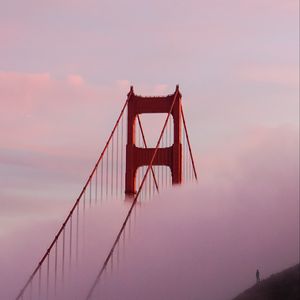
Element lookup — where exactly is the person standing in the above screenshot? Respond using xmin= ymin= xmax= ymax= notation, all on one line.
xmin=256 ymin=269 xmax=260 ymax=283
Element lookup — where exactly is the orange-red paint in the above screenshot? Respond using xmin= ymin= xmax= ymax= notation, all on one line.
xmin=125 ymin=86 xmax=182 ymax=194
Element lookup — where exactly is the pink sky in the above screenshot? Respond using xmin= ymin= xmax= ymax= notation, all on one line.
xmin=0 ymin=0 xmax=299 ymax=298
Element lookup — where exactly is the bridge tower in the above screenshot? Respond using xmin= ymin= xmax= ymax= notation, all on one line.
xmin=125 ymin=85 xmax=182 ymax=194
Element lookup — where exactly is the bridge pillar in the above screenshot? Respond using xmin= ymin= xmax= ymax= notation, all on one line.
xmin=125 ymin=86 xmax=182 ymax=195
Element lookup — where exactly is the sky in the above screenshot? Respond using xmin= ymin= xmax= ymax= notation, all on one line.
xmin=0 ymin=0 xmax=299 ymax=299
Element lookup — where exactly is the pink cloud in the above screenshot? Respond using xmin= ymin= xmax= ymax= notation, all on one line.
xmin=0 ymin=70 xmax=175 ymax=184
xmin=116 ymin=79 xmax=131 ymax=90
xmin=0 ymin=71 xmax=51 ymax=112
xmin=239 ymin=64 xmax=299 ymax=88
xmin=67 ymin=74 xmax=85 ymax=86
xmin=245 ymin=0 xmax=299 ymax=13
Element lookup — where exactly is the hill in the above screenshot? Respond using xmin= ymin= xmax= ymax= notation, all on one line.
xmin=232 ymin=264 xmax=299 ymax=300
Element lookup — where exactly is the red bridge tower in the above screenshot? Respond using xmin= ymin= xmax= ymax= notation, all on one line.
xmin=125 ymin=86 xmax=182 ymax=194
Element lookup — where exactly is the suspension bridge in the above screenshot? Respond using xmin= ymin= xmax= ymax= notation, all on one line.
xmin=16 ymin=85 xmax=197 ymax=300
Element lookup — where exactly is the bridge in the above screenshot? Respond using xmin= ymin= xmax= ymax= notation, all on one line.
xmin=16 ymin=85 xmax=197 ymax=300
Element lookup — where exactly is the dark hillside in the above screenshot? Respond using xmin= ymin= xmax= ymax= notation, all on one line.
xmin=232 ymin=264 xmax=299 ymax=300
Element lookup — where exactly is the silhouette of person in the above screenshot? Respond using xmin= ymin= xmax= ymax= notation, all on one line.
xmin=256 ymin=269 xmax=260 ymax=283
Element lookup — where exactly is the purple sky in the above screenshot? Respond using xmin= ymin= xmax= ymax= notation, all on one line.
xmin=0 ymin=0 xmax=299 ymax=298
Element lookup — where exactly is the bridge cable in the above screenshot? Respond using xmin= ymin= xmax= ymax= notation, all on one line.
xmin=15 ymin=94 xmax=130 ymax=300
xmin=111 ymin=133 xmax=114 ymax=195
xmin=182 ymin=123 xmax=186 ymax=181
xmin=137 ymin=115 xmax=159 ymax=192
xmin=116 ymin=124 xmax=119 ymax=194
xmin=106 ymin=144 xmax=109 ymax=197
xmin=181 ymin=106 xmax=198 ymax=180
xmin=85 ymin=89 xmax=179 ymax=300
xmin=121 ymin=115 xmax=123 ymax=194
xmin=95 ymin=166 xmax=98 ymax=203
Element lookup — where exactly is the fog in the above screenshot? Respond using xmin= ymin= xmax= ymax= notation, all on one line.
xmin=1 ymin=126 xmax=298 ymax=300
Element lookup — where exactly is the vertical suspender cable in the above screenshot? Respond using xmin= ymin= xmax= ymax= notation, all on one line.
xmin=95 ymin=167 xmax=98 ymax=203
xmin=183 ymin=127 xmax=186 ymax=181
xmin=181 ymin=106 xmax=198 ymax=180
xmin=106 ymin=146 xmax=109 ymax=197
xmin=76 ymin=204 xmax=79 ymax=264
xmin=162 ymin=125 xmax=164 ymax=188
xmin=169 ymin=118 xmax=171 ymax=185
xmin=121 ymin=115 xmax=124 ymax=194
xmin=69 ymin=215 xmax=72 ymax=269
xmin=46 ymin=253 xmax=50 ymax=299
xmin=137 ymin=125 xmax=140 ymax=187
xmin=86 ymin=89 xmax=180 ymax=300
xmin=116 ymin=124 xmax=119 ymax=194
xmin=54 ymin=241 xmax=57 ymax=295
xmin=29 ymin=279 xmax=32 ymax=299
xmin=16 ymin=97 xmax=129 ymax=300
xmin=89 ymin=179 xmax=92 ymax=206
xmin=62 ymin=229 xmax=65 ymax=283
xmin=101 ymin=160 xmax=103 ymax=200
xmin=38 ymin=266 xmax=41 ymax=298
xmin=111 ymin=134 xmax=114 ymax=195
xmin=83 ymin=191 xmax=86 ymax=212
xmin=166 ymin=119 xmax=168 ymax=186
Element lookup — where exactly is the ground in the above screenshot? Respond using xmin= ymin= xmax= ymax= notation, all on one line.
xmin=232 ymin=264 xmax=300 ymax=300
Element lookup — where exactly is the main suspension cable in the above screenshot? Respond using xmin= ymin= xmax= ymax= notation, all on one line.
xmin=86 ymin=89 xmax=180 ymax=300
xmin=15 ymin=93 xmax=131 ymax=300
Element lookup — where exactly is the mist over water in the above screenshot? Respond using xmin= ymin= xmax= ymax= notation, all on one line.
xmin=1 ymin=126 xmax=298 ymax=300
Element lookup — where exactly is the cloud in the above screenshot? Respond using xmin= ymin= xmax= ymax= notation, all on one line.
xmin=199 ymin=125 xmax=299 ymax=175
xmin=0 ymin=70 xmax=175 ymax=200
xmin=0 ymin=70 xmax=170 ymax=148
xmin=238 ymin=64 xmax=299 ymax=88
xmin=247 ymin=0 xmax=299 ymax=12
xmin=116 ymin=79 xmax=131 ymax=90
xmin=67 ymin=74 xmax=85 ymax=86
